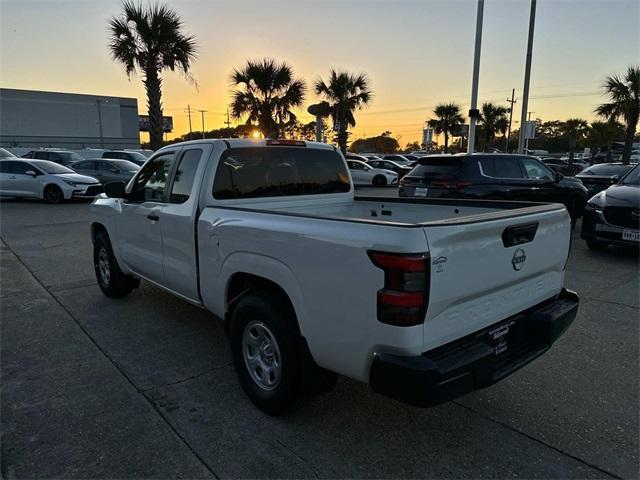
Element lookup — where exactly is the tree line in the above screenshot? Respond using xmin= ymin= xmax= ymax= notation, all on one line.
xmin=108 ymin=2 xmax=639 ymax=163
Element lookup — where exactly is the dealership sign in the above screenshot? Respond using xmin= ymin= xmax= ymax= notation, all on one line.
xmin=139 ymin=115 xmax=173 ymax=133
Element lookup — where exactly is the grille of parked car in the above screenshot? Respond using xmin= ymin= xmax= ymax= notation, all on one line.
xmin=603 ymin=206 xmax=640 ymax=228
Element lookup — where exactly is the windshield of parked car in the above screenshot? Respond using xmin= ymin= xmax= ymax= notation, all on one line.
xmin=620 ymin=165 xmax=639 ymax=185
xmin=213 ymin=147 xmax=350 ymax=199
xmin=59 ymin=152 xmax=85 ymax=163
xmin=28 ymin=160 xmax=75 ymax=174
xmin=579 ymin=164 xmax=631 ymax=176
xmin=0 ymin=148 xmax=16 ymax=158
xmin=108 ymin=160 xmax=140 ymax=171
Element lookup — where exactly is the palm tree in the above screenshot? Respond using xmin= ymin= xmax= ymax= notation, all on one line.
xmin=561 ymin=118 xmax=589 ymax=165
xmin=108 ymin=1 xmax=197 ymax=150
xmin=427 ymin=103 xmax=464 ymax=152
xmin=478 ymin=102 xmax=509 ymax=151
xmin=230 ymin=59 xmax=306 ymax=139
xmin=595 ymin=66 xmax=640 ymax=164
xmin=315 ymin=70 xmax=372 ymax=154
xmin=588 ymin=121 xmax=625 ymax=161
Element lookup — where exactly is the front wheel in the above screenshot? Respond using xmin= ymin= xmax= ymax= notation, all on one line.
xmin=43 ymin=184 xmax=64 ymax=204
xmin=373 ymin=175 xmax=387 ymax=187
xmin=93 ymin=233 xmax=139 ymax=298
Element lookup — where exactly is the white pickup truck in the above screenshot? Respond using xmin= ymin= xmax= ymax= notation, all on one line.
xmin=90 ymin=139 xmax=579 ymax=415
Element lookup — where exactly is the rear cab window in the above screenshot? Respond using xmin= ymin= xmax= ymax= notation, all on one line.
xmin=213 ymin=147 xmax=350 ymax=199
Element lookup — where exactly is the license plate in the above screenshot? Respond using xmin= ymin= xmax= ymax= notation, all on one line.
xmin=488 ymin=320 xmax=515 ymax=356
xmin=622 ymin=229 xmax=640 ymax=242
xmin=414 ymin=187 xmax=428 ymax=197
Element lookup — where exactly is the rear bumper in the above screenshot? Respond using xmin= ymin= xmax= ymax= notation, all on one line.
xmin=369 ymin=288 xmax=579 ymax=407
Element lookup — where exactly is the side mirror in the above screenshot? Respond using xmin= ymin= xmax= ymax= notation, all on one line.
xmin=25 ymin=170 xmax=37 ymax=177
xmin=104 ymin=181 xmax=127 ymax=198
xmin=555 ymin=172 xmax=563 ymax=182
xmin=611 ymin=175 xmax=620 ymax=183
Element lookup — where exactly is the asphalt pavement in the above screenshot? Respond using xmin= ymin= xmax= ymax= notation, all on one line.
xmin=1 ymin=195 xmax=638 ymax=479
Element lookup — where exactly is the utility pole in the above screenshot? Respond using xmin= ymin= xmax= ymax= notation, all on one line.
xmin=518 ymin=0 xmax=537 ymax=154
xmin=505 ymin=89 xmax=516 ymax=152
xmin=467 ymin=0 xmax=484 ymax=154
xmin=185 ymin=104 xmax=193 ymax=138
xmin=224 ymin=108 xmax=231 ymax=129
xmin=198 ymin=109 xmax=207 ymax=139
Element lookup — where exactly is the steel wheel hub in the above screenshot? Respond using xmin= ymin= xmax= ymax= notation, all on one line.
xmin=242 ymin=320 xmax=282 ymax=391
xmin=97 ymin=247 xmax=110 ymax=285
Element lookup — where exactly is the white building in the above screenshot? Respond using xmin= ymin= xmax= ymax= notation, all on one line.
xmin=0 ymin=88 xmax=140 ymax=149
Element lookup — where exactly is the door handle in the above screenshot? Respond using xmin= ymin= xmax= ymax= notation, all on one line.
xmin=9 ymin=176 xmax=16 ymax=179
xmin=147 ymin=213 xmax=160 ymax=221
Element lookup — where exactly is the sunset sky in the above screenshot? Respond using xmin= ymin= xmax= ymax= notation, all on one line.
xmin=1 ymin=0 xmax=638 ymax=146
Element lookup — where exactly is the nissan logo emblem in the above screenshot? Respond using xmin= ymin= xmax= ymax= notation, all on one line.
xmin=512 ymin=248 xmax=527 ymax=271
xmin=632 ymin=210 xmax=640 ymax=220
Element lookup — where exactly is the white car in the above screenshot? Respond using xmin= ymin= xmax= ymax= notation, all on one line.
xmin=0 ymin=159 xmax=102 ymax=203
xmin=346 ymin=159 xmax=398 ymax=186
xmin=90 ymin=138 xmax=578 ymax=415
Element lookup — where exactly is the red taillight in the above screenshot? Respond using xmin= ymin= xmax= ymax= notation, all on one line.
xmin=368 ymin=251 xmax=430 ymax=327
xmin=265 ymin=139 xmax=306 ymax=146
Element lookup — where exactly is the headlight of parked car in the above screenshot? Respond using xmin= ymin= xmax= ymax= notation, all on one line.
xmin=62 ymin=179 xmax=77 ymax=187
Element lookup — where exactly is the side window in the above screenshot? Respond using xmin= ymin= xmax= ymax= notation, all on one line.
xmin=522 ymin=158 xmax=553 ymax=180
xmin=493 ymin=157 xmax=525 ymax=179
xmin=129 ymin=153 xmax=175 ymax=202
xmin=0 ymin=162 xmax=9 ymax=173
xmin=11 ymin=162 xmax=33 ymax=175
xmin=169 ymin=149 xmax=201 ymax=204
xmin=99 ymin=161 xmax=117 ymax=172
xmin=34 ymin=152 xmax=48 ymax=160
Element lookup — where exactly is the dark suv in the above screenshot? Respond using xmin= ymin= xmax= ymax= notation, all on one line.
xmin=399 ymin=154 xmax=589 ymax=221
xmin=22 ymin=150 xmax=85 ymax=166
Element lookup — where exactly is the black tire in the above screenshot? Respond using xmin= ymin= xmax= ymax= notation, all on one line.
xmin=93 ymin=232 xmax=139 ymax=298
xmin=565 ymin=196 xmax=583 ymax=227
xmin=43 ymin=184 xmax=64 ymax=204
xmin=373 ymin=175 xmax=387 ymax=187
xmin=230 ymin=290 xmax=333 ymax=415
xmin=586 ymin=239 xmax=608 ymax=251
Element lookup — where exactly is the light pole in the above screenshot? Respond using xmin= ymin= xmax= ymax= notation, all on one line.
xmin=505 ymin=89 xmax=516 ymax=152
xmin=96 ymin=99 xmax=104 ymax=148
xmin=517 ymin=0 xmax=537 ymax=154
xmin=467 ymin=0 xmax=484 ymax=154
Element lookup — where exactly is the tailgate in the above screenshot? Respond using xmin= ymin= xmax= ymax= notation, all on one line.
xmin=422 ymin=205 xmax=571 ymax=351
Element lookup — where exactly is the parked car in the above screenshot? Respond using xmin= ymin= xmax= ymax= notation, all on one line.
xmin=559 ymin=154 xmax=589 ymax=170
xmin=21 ymin=149 xmax=85 ymax=166
xmin=401 ymin=154 xmax=421 ymax=162
xmin=581 ymin=163 xmax=639 ymax=250
xmin=71 ymin=159 xmax=139 ymax=185
xmin=0 ymin=159 xmax=102 ymax=203
xmin=399 ymin=154 xmax=589 ymax=222
xmin=91 ymin=138 xmax=578 ymax=415
xmin=381 ymin=154 xmax=415 ymax=166
xmin=541 ymin=158 xmax=579 ymax=176
xmin=575 ymin=163 xmax=635 ymax=196
xmin=365 ymin=158 xmax=412 ymax=178
xmin=346 ymin=159 xmax=398 ymax=186
xmin=102 ymin=150 xmax=149 ymax=166
xmin=0 ymin=148 xmax=16 ymax=158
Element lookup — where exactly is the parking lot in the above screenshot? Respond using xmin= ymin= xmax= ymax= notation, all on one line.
xmin=1 ymin=196 xmax=638 ymax=479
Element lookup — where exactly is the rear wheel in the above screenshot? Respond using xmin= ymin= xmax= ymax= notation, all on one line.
xmin=230 ymin=290 xmax=335 ymax=415
xmin=93 ymin=232 xmax=139 ymax=298
xmin=373 ymin=175 xmax=387 ymax=187
xmin=43 ymin=184 xmax=64 ymax=204
xmin=586 ymin=239 xmax=608 ymax=251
